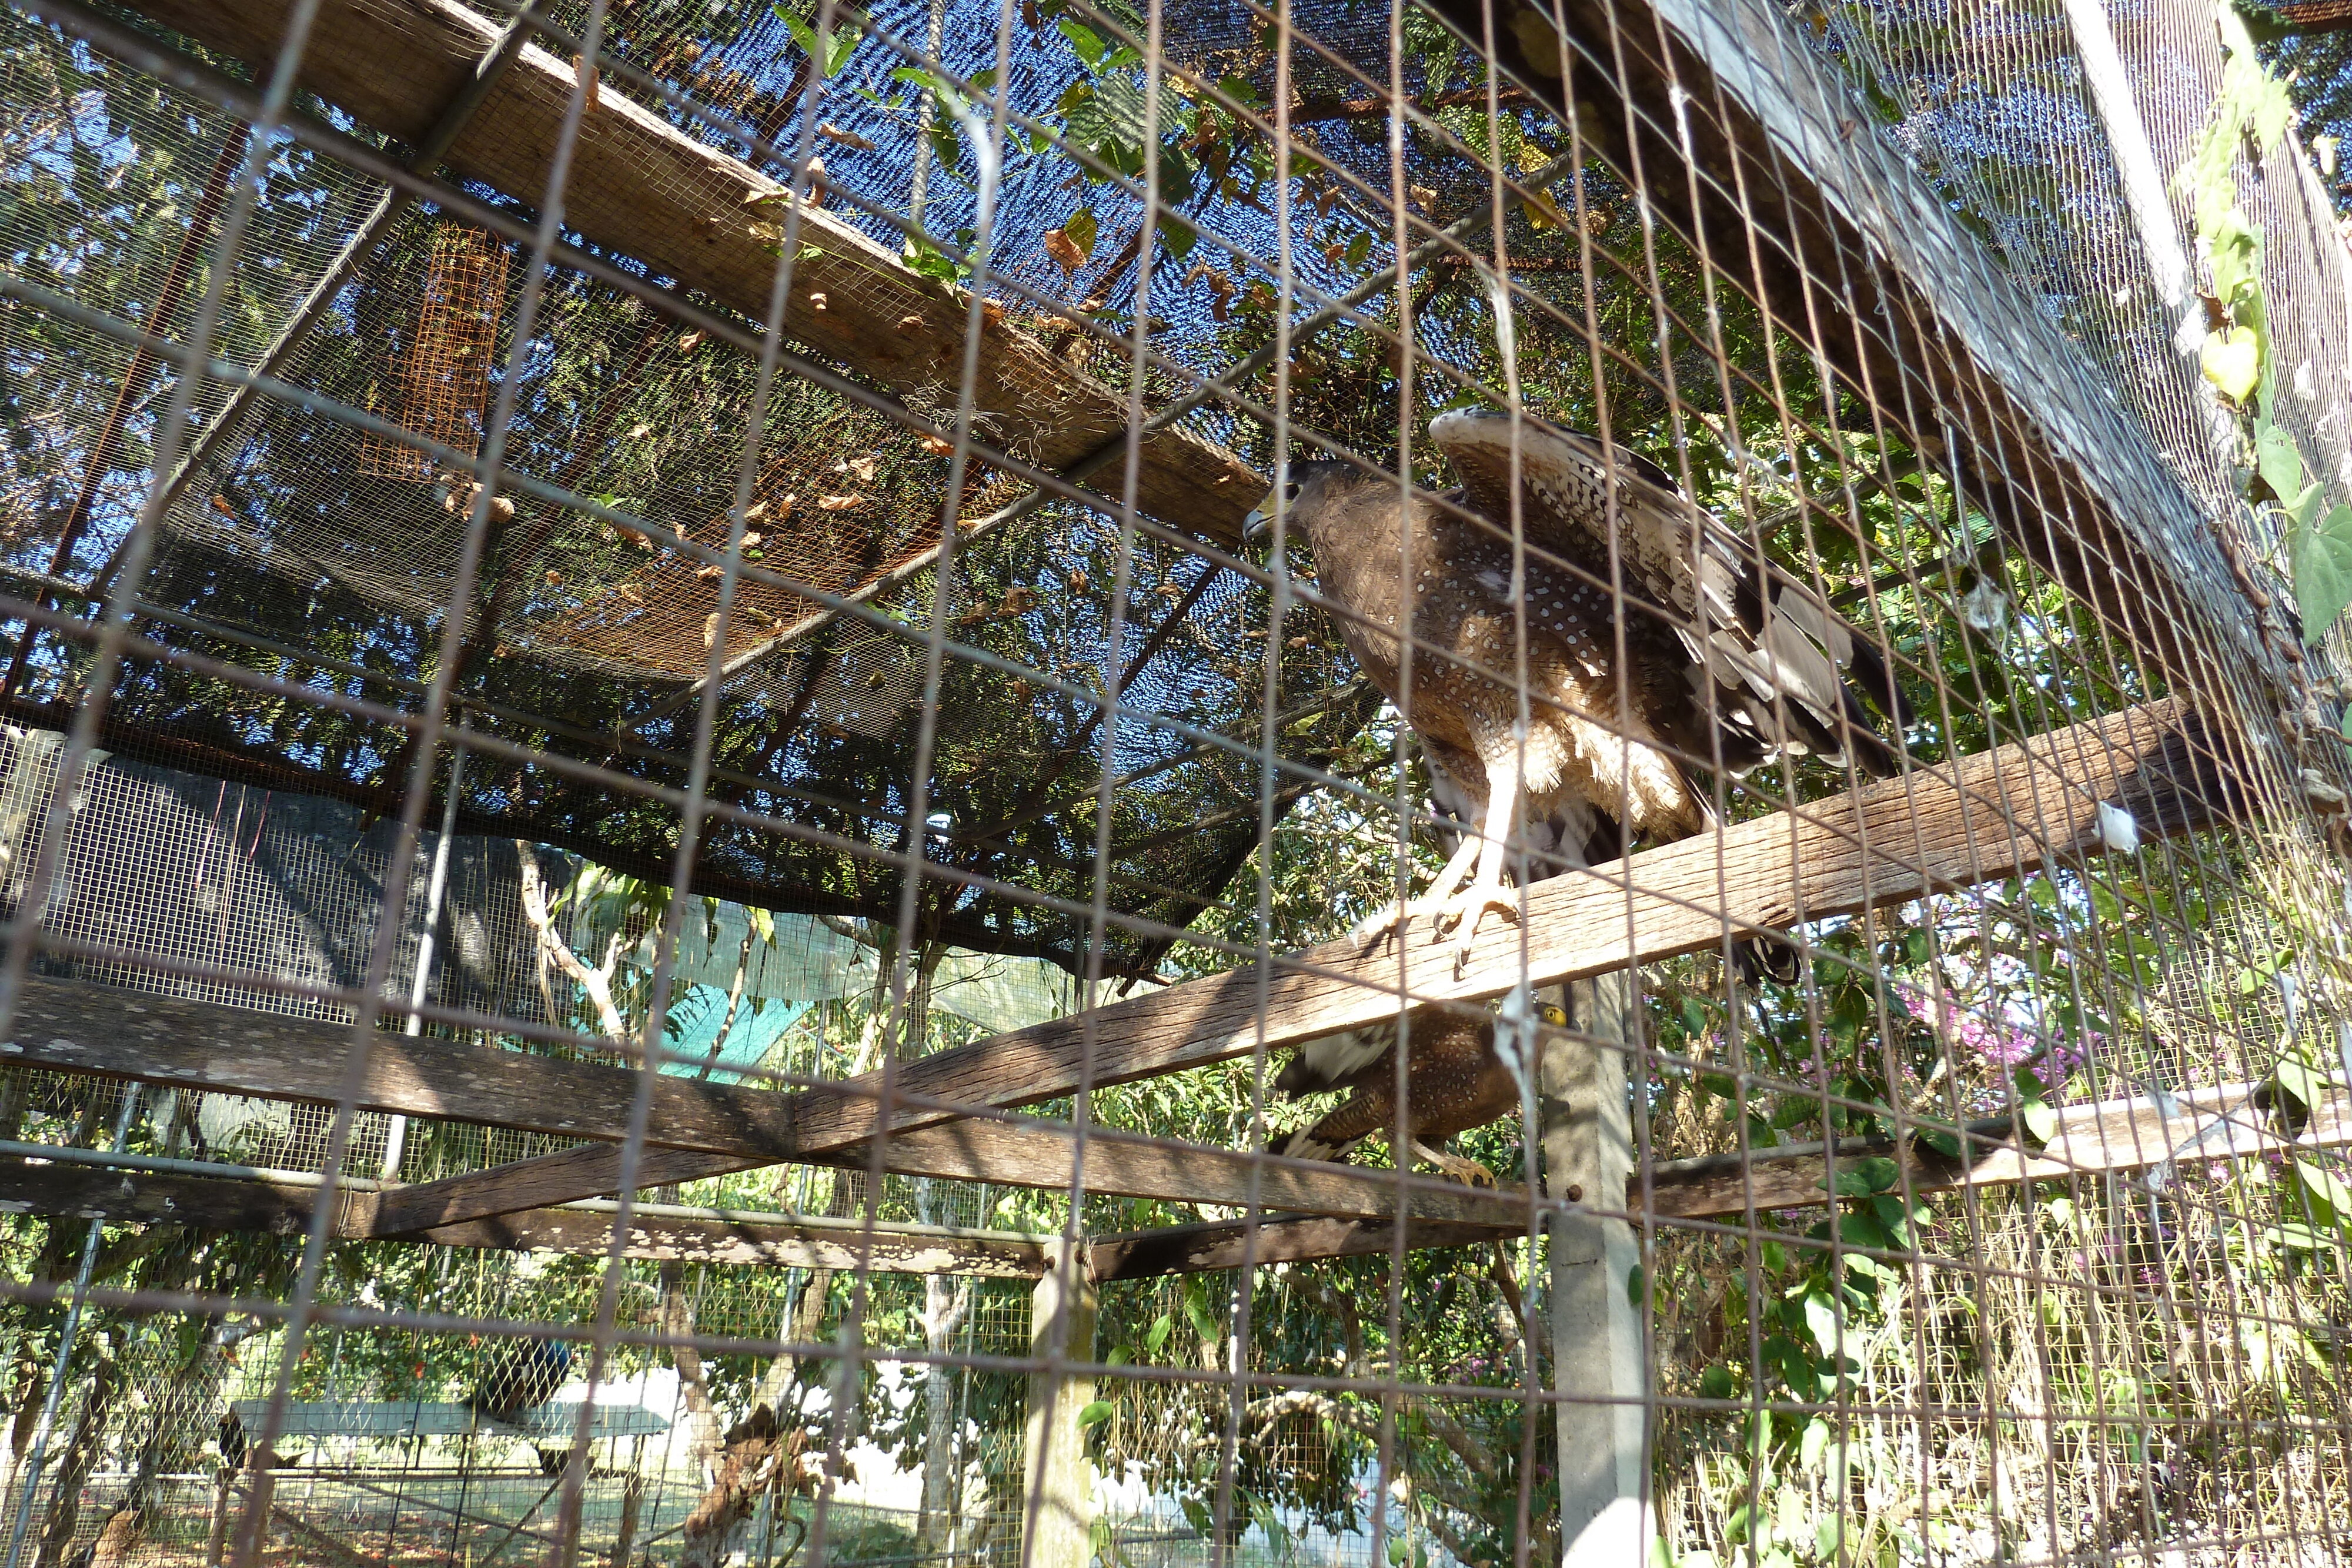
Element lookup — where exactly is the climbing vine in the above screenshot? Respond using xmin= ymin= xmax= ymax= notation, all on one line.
xmin=2177 ymin=5 xmax=2352 ymax=644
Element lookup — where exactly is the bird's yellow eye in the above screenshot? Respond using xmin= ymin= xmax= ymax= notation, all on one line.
xmin=1540 ymin=1003 xmax=1568 ymax=1027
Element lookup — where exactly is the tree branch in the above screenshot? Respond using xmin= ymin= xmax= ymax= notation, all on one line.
xmin=516 ymin=846 xmax=629 ymax=1045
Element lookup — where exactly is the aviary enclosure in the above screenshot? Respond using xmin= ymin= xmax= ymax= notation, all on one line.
xmin=0 ymin=0 xmax=2348 ymax=1557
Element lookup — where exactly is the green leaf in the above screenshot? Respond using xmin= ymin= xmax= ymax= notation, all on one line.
xmin=1626 ymin=1261 xmax=1647 ymax=1309
xmin=2256 ymin=417 xmax=2306 ymax=500
xmin=784 ymin=12 xmax=861 ymax=77
xmin=1184 ymin=1295 xmax=1219 ymax=1350
xmin=1699 ymin=1363 xmax=1736 ymax=1400
xmin=1067 ymin=75 xmax=1148 ymax=155
xmin=1819 ymin=1156 xmax=1898 ymax=1197
xmin=2293 ymin=1159 xmax=2352 ymax=1232
xmin=2200 ymin=326 xmax=2261 ymax=403
xmin=828 ymin=21 xmax=863 ymax=76
xmin=1852 ymin=1156 xmax=1901 ymax=1193
xmin=1800 ymin=1417 xmax=1830 ymax=1472
xmin=2266 ymin=1222 xmax=2338 ymax=1251
xmin=1145 ymin=1313 xmax=1172 ymax=1356
xmin=1077 ymin=1400 xmax=1115 ymax=1428
xmin=2267 ymin=1048 xmax=2324 ymax=1109
xmin=2290 ymin=504 xmax=2352 ymax=644
xmin=1104 ymin=1347 xmax=1131 ymax=1368
xmin=779 ymin=9 xmax=817 ymax=60
xmin=1801 ymin=1290 xmax=1843 ymax=1358
xmin=2022 ymin=1101 xmax=2059 ymax=1144
xmin=2207 ymin=213 xmax=2261 ymax=305
xmin=1061 ymin=205 xmax=1098 ymax=259
xmin=1056 ymin=17 xmax=1106 ymax=64
xmin=1916 ymin=1126 xmax=1963 ymax=1159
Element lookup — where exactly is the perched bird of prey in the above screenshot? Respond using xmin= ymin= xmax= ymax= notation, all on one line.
xmin=1269 ymin=409 xmax=1907 ymax=960
xmin=1276 ymin=992 xmax=1568 ymax=1187
xmin=466 ymin=1338 xmax=573 ymax=1426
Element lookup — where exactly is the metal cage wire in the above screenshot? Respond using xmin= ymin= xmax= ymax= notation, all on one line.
xmin=0 ymin=0 xmax=2348 ymax=1563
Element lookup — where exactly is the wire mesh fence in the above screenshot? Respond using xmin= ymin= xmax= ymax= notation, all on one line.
xmin=1 ymin=0 xmax=2350 ymax=1562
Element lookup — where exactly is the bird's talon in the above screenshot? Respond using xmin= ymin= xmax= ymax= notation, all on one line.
xmin=1444 ymin=1155 xmax=1500 ymax=1188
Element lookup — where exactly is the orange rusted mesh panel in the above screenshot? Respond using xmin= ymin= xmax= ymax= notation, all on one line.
xmin=356 ymin=223 xmax=511 ymax=480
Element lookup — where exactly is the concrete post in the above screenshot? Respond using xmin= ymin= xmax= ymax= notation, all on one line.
xmin=1020 ymin=1241 xmax=1097 ymax=1568
xmin=1544 ymin=973 xmax=1649 ymax=1568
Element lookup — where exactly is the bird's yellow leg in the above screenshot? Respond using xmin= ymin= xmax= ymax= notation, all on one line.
xmin=1427 ymin=762 xmax=1522 ymax=966
xmin=1349 ymin=831 xmax=1483 ymax=950
xmin=1408 ymin=1136 xmax=1499 ymax=1189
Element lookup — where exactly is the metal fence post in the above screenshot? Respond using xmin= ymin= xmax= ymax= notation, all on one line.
xmin=1545 ymin=974 xmax=1648 ymax=1568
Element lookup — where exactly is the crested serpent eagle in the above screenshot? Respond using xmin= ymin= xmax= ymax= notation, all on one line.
xmin=1264 ymin=409 xmax=1909 ymax=965
xmin=1275 ymin=991 xmax=1569 ymax=1188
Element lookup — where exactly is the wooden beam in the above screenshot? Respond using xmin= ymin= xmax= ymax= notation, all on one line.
xmin=0 ymin=979 xmax=1532 ymax=1226
xmin=3 ymin=698 xmax=2233 ymax=1228
xmin=0 ymin=1162 xmax=1053 ymax=1275
xmin=774 ymin=696 xmax=2230 ymax=1155
xmin=15 ymin=1067 xmax=2332 ymax=1284
xmin=1087 ymin=1214 xmax=1516 ymax=1281
xmin=112 ymin=0 xmax=1259 ymax=542
xmin=0 ymin=1156 xmax=1532 ymax=1275
xmin=366 ymin=696 xmax=2230 ymax=1222
xmin=1089 ymin=1075 xmax=2352 ymax=1275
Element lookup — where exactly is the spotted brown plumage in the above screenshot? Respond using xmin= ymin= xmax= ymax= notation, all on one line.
xmin=1274 ymin=997 xmax=1566 ymax=1186
xmin=1270 ymin=410 xmax=1907 ymax=961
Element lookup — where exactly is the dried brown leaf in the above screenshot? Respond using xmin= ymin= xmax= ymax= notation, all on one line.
xmin=1044 ymin=228 xmax=1087 ymax=272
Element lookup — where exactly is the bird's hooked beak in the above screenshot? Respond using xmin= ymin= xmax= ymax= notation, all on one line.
xmin=1240 ymin=475 xmax=1304 ymax=548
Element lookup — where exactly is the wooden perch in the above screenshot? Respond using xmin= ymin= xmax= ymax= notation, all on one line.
xmin=8 ymin=1072 xmax=2338 ymax=1281
xmin=754 ymin=696 xmax=2232 ymax=1164
xmin=356 ymin=696 xmax=2235 ymax=1222
xmin=0 ymin=979 xmax=1536 ymax=1227
xmin=2 ymin=697 xmax=2234 ymax=1232
xmin=0 ymin=1161 xmax=1055 ymax=1274
xmin=1103 ymin=1075 xmax=2352 ymax=1276
xmin=122 ymin=0 xmax=1261 ymax=539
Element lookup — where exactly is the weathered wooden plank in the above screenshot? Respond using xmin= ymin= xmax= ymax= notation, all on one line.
xmin=1087 ymin=1214 xmax=1517 ymax=1281
xmin=0 ymin=1160 xmax=325 ymax=1233
xmin=1090 ymin=1076 xmax=2352 ymax=1273
xmin=0 ymin=1162 xmax=1054 ymax=1274
xmin=790 ymin=698 xmax=2227 ymax=1147
xmin=18 ymin=1069 xmax=2333 ymax=1282
xmin=390 ymin=697 xmax=2226 ymax=1221
xmin=408 ymin=1202 xmax=1050 ymax=1274
xmin=122 ymin=0 xmax=1259 ymax=540
xmin=0 ymin=979 xmax=1532 ymax=1225
xmin=5 ymin=699 xmax=2232 ymax=1228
